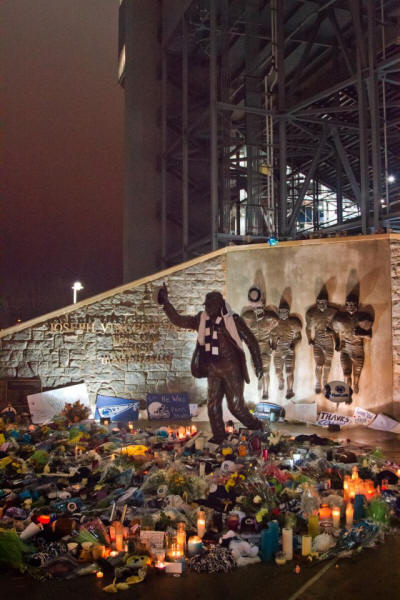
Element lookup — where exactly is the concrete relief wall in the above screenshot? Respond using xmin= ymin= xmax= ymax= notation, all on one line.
xmin=0 ymin=256 xmax=226 ymax=407
xmin=226 ymin=238 xmax=393 ymax=416
xmin=0 ymin=236 xmax=397 ymax=419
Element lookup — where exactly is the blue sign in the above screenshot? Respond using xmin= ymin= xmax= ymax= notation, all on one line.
xmin=95 ymin=395 xmax=140 ymax=422
xmin=146 ymin=393 xmax=190 ymax=420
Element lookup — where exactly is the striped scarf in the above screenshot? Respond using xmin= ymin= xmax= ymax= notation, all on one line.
xmin=197 ymin=305 xmax=243 ymax=360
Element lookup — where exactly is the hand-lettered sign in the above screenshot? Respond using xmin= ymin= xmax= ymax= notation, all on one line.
xmin=146 ymin=393 xmax=190 ymax=420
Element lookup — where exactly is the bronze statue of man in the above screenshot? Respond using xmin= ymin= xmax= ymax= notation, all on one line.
xmin=332 ymin=296 xmax=373 ymax=394
xmin=271 ymin=304 xmax=302 ymax=399
xmin=241 ymin=286 xmax=279 ymax=400
xmin=305 ymin=295 xmax=338 ymax=394
xmin=157 ymin=285 xmax=264 ymax=443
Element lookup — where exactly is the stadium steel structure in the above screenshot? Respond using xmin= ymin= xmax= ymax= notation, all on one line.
xmin=119 ymin=1 xmax=399 ymax=278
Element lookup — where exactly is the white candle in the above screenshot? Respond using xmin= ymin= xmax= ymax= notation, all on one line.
xmin=197 ymin=510 xmax=206 ymax=538
xmin=332 ymin=507 xmax=341 ymax=528
xmin=345 ymin=503 xmax=354 ymax=527
xmin=282 ymin=528 xmax=293 ymax=560
xmin=20 ymin=521 xmax=43 ymax=541
xmin=301 ymin=535 xmax=312 ymax=556
xmin=199 ymin=462 xmax=206 ymax=477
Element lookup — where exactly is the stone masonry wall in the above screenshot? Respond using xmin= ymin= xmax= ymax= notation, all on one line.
xmin=0 ymin=255 xmax=226 ymax=407
xmin=390 ymin=239 xmax=400 ymax=416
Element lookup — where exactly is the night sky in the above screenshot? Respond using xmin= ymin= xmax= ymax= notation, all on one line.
xmin=1 ymin=0 xmax=123 ymax=326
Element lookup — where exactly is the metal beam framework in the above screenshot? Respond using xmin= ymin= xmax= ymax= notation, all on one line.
xmin=155 ymin=0 xmax=399 ymax=265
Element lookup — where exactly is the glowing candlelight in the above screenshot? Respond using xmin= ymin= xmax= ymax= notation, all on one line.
xmin=176 ymin=522 xmax=186 ymax=552
xmin=319 ymin=504 xmax=332 ymax=521
xmin=187 ymin=535 xmax=203 ymax=556
xmin=345 ymin=503 xmax=354 ymax=527
xmin=332 ymin=507 xmax=341 ymax=528
xmin=37 ymin=515 xmax=51 ymax=525
xmin=197 ymin=510 xmax=206 ymax=538
xmin=96 ymin=571 xmax=104 ymax=579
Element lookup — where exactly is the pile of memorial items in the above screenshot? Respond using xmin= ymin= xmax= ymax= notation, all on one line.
xmin=0 ymin=404 xmax=399 ymax=592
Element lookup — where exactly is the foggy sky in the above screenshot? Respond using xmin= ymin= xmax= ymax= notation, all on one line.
xmin=0 ymin=0 xmax=123 ymax=322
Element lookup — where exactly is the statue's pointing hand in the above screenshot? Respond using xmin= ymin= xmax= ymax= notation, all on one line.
xmin=157 ymin=283 xmax=169 ymax=306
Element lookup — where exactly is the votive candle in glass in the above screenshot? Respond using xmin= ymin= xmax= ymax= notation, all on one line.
xmin=187 ymin=536 xmax=203 ymax=556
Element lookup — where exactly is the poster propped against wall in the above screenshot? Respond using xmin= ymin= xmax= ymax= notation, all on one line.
xmin=367 ymin=413 xmax=400 ymax=432
xmin=27 ymin=383 xmax=91 ymax=424
xmin=353 ymin=406 xmax=376 ymax=426
xmin=146 ymin=393 xmax=190 ymax=420
xmin=95 ymin=396 xmax=139 ymax=422
xmin=316 ymin=411 xmax=353 ymax=427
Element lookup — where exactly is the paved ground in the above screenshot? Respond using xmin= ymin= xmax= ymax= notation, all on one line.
xmin=1 ymin=422 xmax=399 ymax=600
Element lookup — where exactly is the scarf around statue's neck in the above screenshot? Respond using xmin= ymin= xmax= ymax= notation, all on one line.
xmin=197 ymin=302 xmax=243 ymax=359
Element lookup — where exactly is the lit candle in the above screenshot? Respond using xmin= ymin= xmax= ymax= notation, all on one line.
xmin=187 ymin=535 xmax=203 ymax=556
xmin=37 ymin=515 xmax=51 ymax=525
xmin=167 ymin=543 xmax=183 ymax=562
xmin=345 ymin=503 xmax=354 ymax=527
xmin=332 ymin=507 xmax=341 ymax=528
xmin=301 ymin=535 xmax=312 ymax=556
xmin=343 ymin=477 xmax=350 ymax=503
xmin=113 ymin=521 xmax=124 ymax=551
xmin=128 ymin=422 xmax=134 ymax=430
xmin=238 ymin=443 xmax=247 ymax=457
xmin=96 ymin=571 xmax=104 ymax=579
xmin=282 ymin=528 xmax=293 ymax=560
xmin=154 ymin=561 xmax=166 ymax=575
xmin=109 ymin=526 xmax=116 ymax=541
xmin=197 ymin=510 xmax=206 ymax=538
xmin=176 ymin=522 xmax=186 ymax=552
xmin=319 ymin=504 xmax=332 ymax=522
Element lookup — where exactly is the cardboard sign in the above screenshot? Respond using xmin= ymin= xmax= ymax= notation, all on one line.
xmin=146 ymin=393 xmax=190 ymax=420
xmin=353 ymin=407 xmax=376 ymax=425
xmin=95 ymin=395 xmax=139 ymax=422
xmin=139 ymin=530 xmax=165 ymax=549
xmin=316 ymin=411 xmax=353 ymax=427
xmin=27 ymin=383 xmax=91 ymax=424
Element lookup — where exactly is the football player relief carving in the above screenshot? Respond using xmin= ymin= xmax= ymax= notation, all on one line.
xmin=331 ymin=294 xmax=373 ymax=394
xmin=305 ymin=289 xmax=338 ymax=394
xmin=241 ymin=280 xmax=373 ymax=399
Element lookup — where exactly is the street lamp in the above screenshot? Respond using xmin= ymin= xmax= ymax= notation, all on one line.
xmin=72 ymin=281 xmax=84 ymax=304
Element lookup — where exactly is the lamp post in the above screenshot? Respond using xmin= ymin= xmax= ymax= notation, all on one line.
xmin=72 ymin=281 xmax=84 ymax=304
